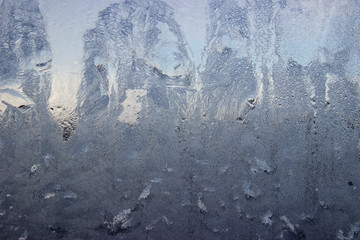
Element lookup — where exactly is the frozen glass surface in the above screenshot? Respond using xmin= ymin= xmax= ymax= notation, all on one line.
xmin=1 ymin=0 xmax=360 ymax=239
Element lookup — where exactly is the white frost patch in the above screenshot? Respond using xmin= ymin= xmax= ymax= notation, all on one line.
xmin=44 ymin=193 xmax=55 ymax=199
xmin=337 ymin=221 xmax=360 ymax=240
xmin=145 ymin=215 xmax=172 ymax=231
xmin=145 ymin=219 xmax=159 ymax=231
xmin=250 ymin=157 xmax=272 ymax=174
xmin=280 ymin=216 xmax=296 ymax=233
xmin=219 ymin=199 xmax=226 ymax=208
xmin=0 ymin=210 xmax=6 ymax=216
xmin=63 ymin=192 xmax=77 ymax=199
xmin=150 ymin=178 xmax=163 ymax=183
xmin=162 ymin=215 xmax=172 ymax=226
xmin=261 ymin=211 xmax=273 ymax=226
xmin=219 ymin=164 xmax=229 ymax=174
xmin=163 ymin=163 xmax=174 ymax=173
xmin=197 ymin=192 xmax=207 ymax=212
xmin=235 ymin=202 xmax=242 ymax=214
xmin=300 ymin=213 xmax=314 ymax=222
xmin=257 ymin=71 xmax=264 ymax=105
xmin=195 ymin=159 xmax=212 ymax=166
xmin=280 ymin=215 xmax=304 ymax=237
xmin=325 ymin=73 xmax=336 ymax=104
xmin=319 ymin=200 xmax=329 ymax=209
xmin=30 ymin=164 xmax=40 ymax=173
xmin=242 ymin=181 xmax=261 ymax=199
xmin=118 ymin=89 xmax=147 ymax=125
xmin=43 ymin=154 xmax=54 ymax=168
xmin=203 ymin=187 xmax=215 ymax=192
xmin=18 ymin=230 xmax=28 ymax=240
xmin=304 ymin=75 xmax=316 ymax=100
xmin=139 ymin=185 xmax=152 ymax=200
xmin=246 ymin=213 xmax=254 ymax=219
xmin=105 ymin=208 xmax=132 ymax=232
xmin=0 ymin=85 xmax=34 ymax=114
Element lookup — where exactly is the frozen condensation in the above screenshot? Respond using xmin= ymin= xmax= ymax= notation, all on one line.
xmin=0 ymin=0 xmax=360 ymax=239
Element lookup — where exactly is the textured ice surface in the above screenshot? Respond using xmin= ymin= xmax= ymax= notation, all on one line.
xmin=1 ymin=0 xmax=360 ymax=239
xmin=118 ymin=89 xmax=147 ymax=125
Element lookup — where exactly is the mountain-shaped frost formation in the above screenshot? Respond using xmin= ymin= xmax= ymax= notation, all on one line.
xmin=78 ymin=0 xmax=194 ymax=129
xmin=1 ymin=0 xmax=360 ymax=239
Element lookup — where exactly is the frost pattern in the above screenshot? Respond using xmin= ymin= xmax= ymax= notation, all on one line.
xmin=1 ymin=0 xmax=360 ymax=239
